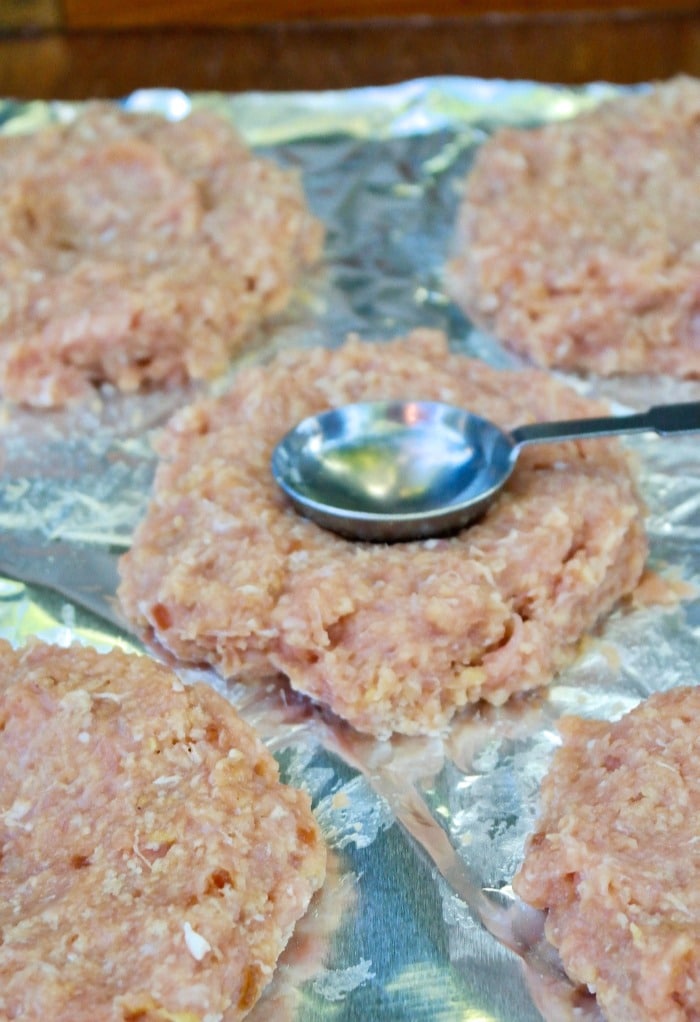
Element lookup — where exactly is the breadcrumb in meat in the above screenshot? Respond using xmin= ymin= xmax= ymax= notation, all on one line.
xmin=118 ymin=328 xmax=647 ymax=737
xmin=446 ymin=75 xmax=700 ymax=377
xmin=514 ymin=686 xmax=700 ymax=1022
xmin=0 ymin=639 xmax=326 ymax=1021
xmin=0 ymin=104 xmax=323 ymax=408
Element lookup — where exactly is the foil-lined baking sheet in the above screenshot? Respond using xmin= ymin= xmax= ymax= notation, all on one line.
xmin=2 ymin=78 xmax=700 ymax=1022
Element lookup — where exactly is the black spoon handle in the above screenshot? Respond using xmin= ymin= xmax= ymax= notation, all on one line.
xmin=511 ymin=400 xmax=700 ymax=448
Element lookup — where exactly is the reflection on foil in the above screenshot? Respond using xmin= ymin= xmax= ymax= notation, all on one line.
xmin=1 ymin=79 xmax=700 ymax=1021
xmin=249 ymin=852 xmax=359 ymax=1022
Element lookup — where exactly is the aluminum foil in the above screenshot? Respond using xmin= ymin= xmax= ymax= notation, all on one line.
xmin=2 ymin=78 xmax=700 ymax=1022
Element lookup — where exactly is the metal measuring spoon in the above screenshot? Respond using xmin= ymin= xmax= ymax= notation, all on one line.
xmin=271 ymin=399 xmax=700 ymax=542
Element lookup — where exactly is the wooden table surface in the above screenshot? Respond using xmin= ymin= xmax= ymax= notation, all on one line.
xmin=1 ymin=5 xmax=699 ymax=100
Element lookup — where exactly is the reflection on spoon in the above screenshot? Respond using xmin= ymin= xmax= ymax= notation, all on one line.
xmin=271 ymin=399 xmax=700 ymax=542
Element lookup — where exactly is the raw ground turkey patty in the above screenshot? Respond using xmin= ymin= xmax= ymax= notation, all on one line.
xmin=0 ymin=640 xmax=326 ymax=1022
xmin=0 ymin=103 xmax=322 ymax=407
xmin=513 ymin=686 xmax=700 ymax=1022
xmin=446 ymin=75 xmax=700 ymax=377
xmin=118 ymin=329 xmax=647 ymax=737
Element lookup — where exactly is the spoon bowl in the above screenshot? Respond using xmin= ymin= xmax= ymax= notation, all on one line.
xmin=271 ymin=398 xmax=700 ymax=542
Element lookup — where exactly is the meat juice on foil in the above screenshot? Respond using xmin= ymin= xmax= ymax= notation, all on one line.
xmin=1 ymin=79 xmax=700 ymax=1021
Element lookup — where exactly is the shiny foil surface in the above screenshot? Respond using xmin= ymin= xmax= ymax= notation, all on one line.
xmin=1 ymin=79 xmax=700 ymax=1022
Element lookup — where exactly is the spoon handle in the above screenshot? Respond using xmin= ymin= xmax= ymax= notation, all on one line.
xmin=511 ymin=400 xmax=700 ymax=448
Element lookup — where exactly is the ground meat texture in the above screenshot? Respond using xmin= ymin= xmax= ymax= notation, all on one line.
xmin=0 ymin=104 xmax=322 ymax=408
xmin=513 ymin=687 xmax=700 ymax=1022
xmin=446 ymin=75 xmax=700 ymax=377
xmin=117 ymin=328 xmax=647 ymax=737
xmin=0 ymin=639 xmax=326 ymax=1021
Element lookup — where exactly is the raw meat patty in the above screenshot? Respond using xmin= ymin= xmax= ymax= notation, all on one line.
xmin=513 ymin=686 xmax=700 ymax=1022
xmin=118 ymin=329 xmax=647 ymax=737
xmin=0 ymin=103 xmax=322 ymax=407
xmin=0 ymin=639 xmax=326 ymax=1021
xmin=446 ymin=76 xmax=700 ymax=377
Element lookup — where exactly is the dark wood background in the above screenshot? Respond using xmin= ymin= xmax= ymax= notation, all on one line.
xmin=1 ymin=2 xmax=699 ymax=99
